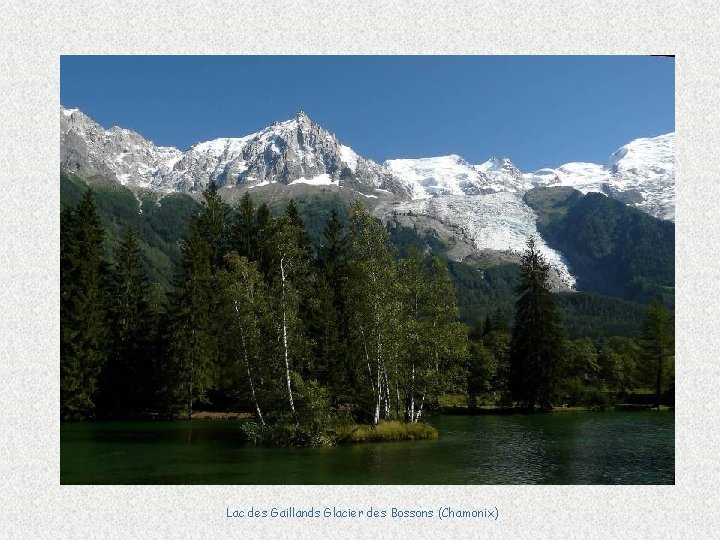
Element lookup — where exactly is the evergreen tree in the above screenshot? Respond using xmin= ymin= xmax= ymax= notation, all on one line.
xmin=100 ymin=227 xmax=150 ymax=415
xmin=638 ymin=300 xmax=674 ymax=409
xmin=303 ymin=273 xmax=342 ymax=391
xmin=314 ymin=209 xmax=351 ymax=397
xmin=256 ymin=202 xmax=271 ymax=230
xmin=284 ymin=199 xmax=311 ymax=252
xmin=467 ymin=342 xmax=498 ymax=409
xmin=230 ymin=192 xmax=256 ymax=260
xmin=196 ymin=180 xmax=231 ymax=272
xmin=509 ymin=237 xmax=565 ymax=411
xmin=60 ymin=190 xmax=108 ymax=418
xmin=492 ymin=309 xmax=510 ymax=333
xmin=255 ymin=202 xmax=273 ymax=277
xmin=146 ymin=282 xmax=169 ymax=412
xmin=482 ymin=314 xmax=494 ymax=336
xmin=167 ymin=222 xmax=216 ymax=418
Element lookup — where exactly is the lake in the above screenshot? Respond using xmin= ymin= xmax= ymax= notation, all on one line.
xmin=60 ymin=411 xmax=674 ymax=484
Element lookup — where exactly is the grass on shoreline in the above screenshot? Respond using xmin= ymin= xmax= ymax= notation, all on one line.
xmin=238 ymin=419 xmax=439 ymax=446
xmin=334 ymin=420 xmax=438 ymax=443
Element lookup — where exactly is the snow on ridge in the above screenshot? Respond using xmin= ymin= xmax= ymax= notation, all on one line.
xmin=340 ymin=145 xmax=358 ymax=172
xmin=608 ymin=133 xmax=674 ymax=170
xmin=248 ymin=180 xmax=274 ymax=189
xmin=191 ymin=134 xmax=256 ymax=156
xmin=289 ymin=173 xmax=338 ymax=186
xmin=61 ymin=105 xmax=673 ymax=222
xmin=527 ymin=133 xmax=675 ymax=220
xmin=384 ymin=155 xmax=482 ymax=199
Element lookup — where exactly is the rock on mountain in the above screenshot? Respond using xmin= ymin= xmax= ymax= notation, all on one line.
xmin=61 ymin=107 xmax=183 ymax=190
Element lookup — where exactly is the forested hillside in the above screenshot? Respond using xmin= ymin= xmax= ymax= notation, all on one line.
xmin=61 ymin=171 xmax=199 ymax=286
xmin=525 ymin=187 xmax=675 ymax=305
xmin=61 ymin=173 xmax=664 ymax=338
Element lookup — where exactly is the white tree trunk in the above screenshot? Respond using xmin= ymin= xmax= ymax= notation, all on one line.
xmin=280 ymin=257 xmax=299 ymax=431
xmin=383 ymin=365 xmax=391 ymax=419
xmin=410 ymin=363 xmax=415 ymax=422
xmin=235 ymin=301 xmax=265 ymax=427
xmin=360 ymin=327 xmax=376 ymax=395
xmin=415 ymin=395 xmax=425 ymax=422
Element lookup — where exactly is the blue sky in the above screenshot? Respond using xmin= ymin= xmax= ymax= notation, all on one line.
xmin=60 ymin=56 xmax=674 ymax=171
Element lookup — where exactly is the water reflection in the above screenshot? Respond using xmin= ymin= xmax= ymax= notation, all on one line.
xmin=61 ymin=412 xmax=674 ymax=485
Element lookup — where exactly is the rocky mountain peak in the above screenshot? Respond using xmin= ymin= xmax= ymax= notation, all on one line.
xmin=60 ymin=106 xmax=403 ymax=195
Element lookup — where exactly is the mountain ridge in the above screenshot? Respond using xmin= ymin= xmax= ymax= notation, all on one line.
xmin=61 ymin=106 xmax=675 ymax=291
xmin=61 ymin=105 xmax=674 ymax=221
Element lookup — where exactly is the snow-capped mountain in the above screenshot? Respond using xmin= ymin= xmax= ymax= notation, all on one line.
xmin=384 ymin=154 xmax=529 ymax=198
xmin=386 ymin=155 xmax=493 ymax=198
xmin=61 ymin=106 xmax=674 ymax=290
xmin=475 ymin=156 xmax=530 ymax=194
xmin=61 ymin=107 xmax=184 ymax=189
xmin=525 ymin=133 xmax=675 ymax=221
xmin=60 ymin=107 xmax=405 ymax=196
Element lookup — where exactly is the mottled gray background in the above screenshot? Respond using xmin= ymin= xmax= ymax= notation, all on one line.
xmin=1 ymin=0 xmax=718 ymax=537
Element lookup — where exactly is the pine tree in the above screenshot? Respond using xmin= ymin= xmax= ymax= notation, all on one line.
xmin=145 ymin=282 xmax=169 ymax=412
xmin=318 ymin=208 xmax=350 ymax=320
xmin=60 ymin=190 xmax=108 ymax=418
xmin=167 ymin=222 xmax=216 ymax=418
xmin=509 ymin=237 xmax=565 ymax=411
xmin=638 ymin=300 xmax=674 ymax=409
xmin=100 ymin=227 xmax=150 ymax=416
xmin=196 ymin=180 xmax=231 ymax=272
xmin=482 ymin=314 xmax=494 ymax=337
xmin=230 ymin=192 xmax=256 ymax=260
xmin=284 ymin=198 xmax=309 ymax=239
xmin=256 ymin=202 xmax=271 ymax=230
xmin=255 ymin=202 xmax=273 ymax=277
xmin=314 ymin=209 xmax=351 ymax=399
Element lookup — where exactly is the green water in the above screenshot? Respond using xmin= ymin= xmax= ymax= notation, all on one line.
xmin=60 ymin=412 xmax=674 ymax=484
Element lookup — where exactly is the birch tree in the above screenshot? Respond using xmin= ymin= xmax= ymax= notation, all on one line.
xmin=219 ymin=253 xmax=269 ymax=426
xmin=398 ymin=250 xmax=467 ymax=422
xmin=261 ymin=215 xmax=311 ymax=432
xmin=346 ymin=201 xmax=400 ymax=426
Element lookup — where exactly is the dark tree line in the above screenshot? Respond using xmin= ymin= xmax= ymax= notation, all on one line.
xmin=60 ymin=184 xmax=675 ymax=426
xmin=466 ymin=237 xmax=675 ymax=411
xmin=60 ymin=183 xmax=467 ymax=428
